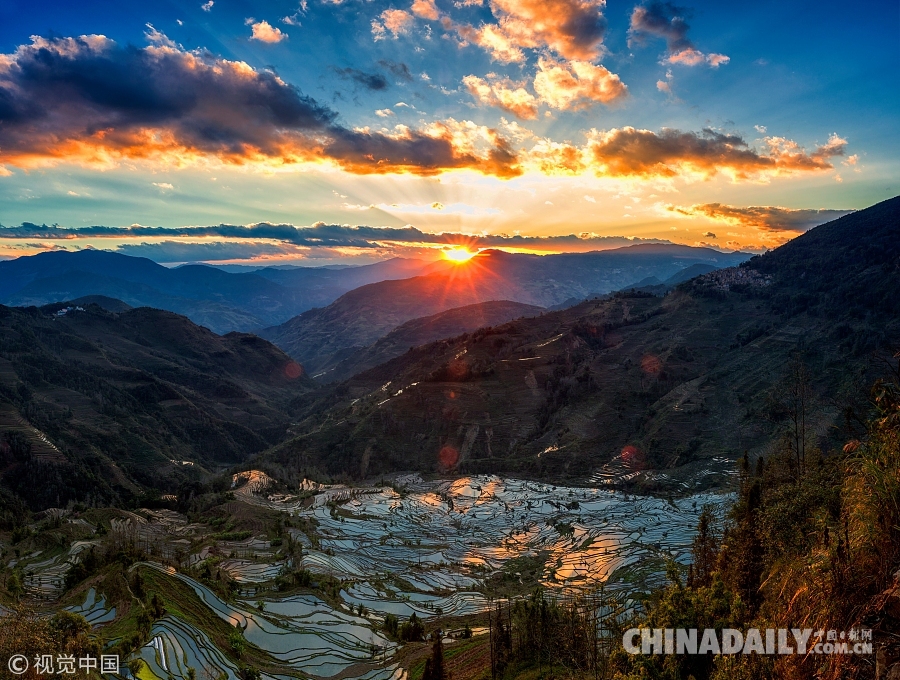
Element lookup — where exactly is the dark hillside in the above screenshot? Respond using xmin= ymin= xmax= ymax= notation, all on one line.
xmin=0 ymin=303 xmax=313 ymax=510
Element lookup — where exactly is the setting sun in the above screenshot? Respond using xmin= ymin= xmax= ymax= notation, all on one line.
xmin=443 ymin=248 xmax=477 ymax=264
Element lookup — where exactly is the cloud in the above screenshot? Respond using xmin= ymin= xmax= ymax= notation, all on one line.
xmin=372 ymin=9 xmax=415 ymax=40
xmin=377 ymin=59 xmax=414 ymax=82
xmin=375 ymin=108 xmax=394 ymax=117
xmin=453 ymin=0 xmax=607 ymax=62
xmin=667 ymin=49 xmax=729 ymax=67
xmin=463 ymin=58 xmax=626 ymax=118
xmin=669 ymin=203 xmax=855 ymax=232
xmin=201 ymin=0 xmax=213 ymax=11
xmin=334 ymin=67 xmax=389 ymax=90
xmin=248 ymin=20 xmax=287 ymax=43
xmin=533 ymin=58 xmax=627 ymax=110
xmin=656 ymin=68 xmax=674 ymax=95
xmin=152 ymin=182 xmax=174 ymax=190
xmin=629 ymin=2 xmax=728 ymax=67
xmin=411 ymin=0 xmax=441 ymax=20
xmin=463 ymin=75 xmax=539 ymax=119
xmin=0 ymin=221 xmax=679 ymax=253
xmin=702 ymin=231 xmax=715 ymax=238
xmin=584 ymin=127 xmax=847 ymax=179
xmin=0 ymin=35 xmax=520 ymax=178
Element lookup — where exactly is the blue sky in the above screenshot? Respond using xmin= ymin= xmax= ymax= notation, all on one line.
xmin=0 ymin=0 xmax=896 ymax=263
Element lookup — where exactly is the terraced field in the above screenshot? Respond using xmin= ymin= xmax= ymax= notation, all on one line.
xmin=9 ymin=472 xmax=728 ymax=680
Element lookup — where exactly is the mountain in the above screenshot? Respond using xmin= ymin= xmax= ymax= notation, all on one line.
xmin=321 ymin=300 xmax=545 ymax=383
xmin=264 ymin=197 xmax=900 ymax=487
xmin=0 ymin=251 xmax=438 ymax=333
xmin=262 ymin=245 xmax=748 ymax=373
xmin=0 ymin=301 xmax=313 ymax=509
xmin=66 ymin=295 xmax=134 ymax=312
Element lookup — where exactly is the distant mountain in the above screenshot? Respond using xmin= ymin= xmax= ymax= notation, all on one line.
xmin=664 ymin=263 xmax=719 ymax=285
xmin=620 ymin=263 xmax=721 ymax=295
xmin=66 ymin=295 xmax=133 ymax=312
xmin=262 ymin=245 xmax=748 ymax=373
xmin=265 ymin=197 xmax=899 ymax=486
xmin=322 ymin=300 xmax=544 ymax=382
xmin=0 ymin=251 xmax=438 ymax=333
xmin=0 ymin=302 xmax=313 ymax=509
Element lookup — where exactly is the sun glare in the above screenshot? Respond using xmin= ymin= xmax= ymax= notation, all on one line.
xmin=443 ymin=248 xmax=477 ymax=264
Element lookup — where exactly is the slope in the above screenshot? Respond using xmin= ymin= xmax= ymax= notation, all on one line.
xmin=322 ymin=300 xmax=545 ymax=383
xmin=0 ymin=302 xmax=314 ymax=510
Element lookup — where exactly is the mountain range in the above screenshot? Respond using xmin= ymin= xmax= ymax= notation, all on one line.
xmin=260 ymin=246 xmax=748 ymax=374
xmin=0 ymin=245 xmax=746 ymax=339
xmin=1 ymin=198 xmax=897 ymax=507
xmin=0 ymin=251 xmax=438 ymax=333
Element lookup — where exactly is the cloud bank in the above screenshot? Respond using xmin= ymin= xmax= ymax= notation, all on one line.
xmin=0 ymin=35 xmax=846 ymax=181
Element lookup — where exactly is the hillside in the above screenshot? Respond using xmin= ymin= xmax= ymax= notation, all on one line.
xmin=322 ymin=300 xmax=544 ymax=383
xmin=262 ymin=245 xmax=747 ymax=373
xmin=265 ymin=197 xmax=900 ymax=487
xmin=0 ymin=302 xmax=314 ymax=509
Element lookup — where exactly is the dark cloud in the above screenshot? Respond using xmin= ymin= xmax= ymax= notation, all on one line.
xmin=628 ymin=2 xmax=693 ymax=53
xmin=333 ymin=67 xmax=389 ymax=91
xmin=0 ymin=36 xmax=335 ymax=158
xmin=0 ymin=221 xmax=673 ymax=251
xmin=377 ymin=60 xmax=414 ymax=82
xmin=0 ymin=35 xmax=519 ymax=177
xmin=669 ymin=204 xmax=855 ymax=232
xmin=628 ymin=2 xmax=728 ymax=66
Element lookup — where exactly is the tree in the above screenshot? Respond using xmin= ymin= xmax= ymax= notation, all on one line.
xmin=772 ymin=353 xmax=817 ymax=479
xmin=689 ymin=505 xmax=720 ymax=588
xmin=421 ymin=632 xmax=445 ymax=680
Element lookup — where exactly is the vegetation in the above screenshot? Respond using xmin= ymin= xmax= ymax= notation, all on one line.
xmin=613 ymin=368 xmax=898 ymax=679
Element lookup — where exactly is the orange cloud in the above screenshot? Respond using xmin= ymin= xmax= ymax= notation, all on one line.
xmin=668 ymin=203 xmax=855 ymax=232
xmin=411 ymin=0 xmax=441 ymax=20
xmin=668 ymin=48 xmax=728 ymax=67
xmin=372 ymin=9 xmax=415 ymax=39
xmin=463 ymin=75 xmax=539 ymax=119
xmin=533 ymin=58 xmax=627 ymax=110
xmin=584 ymin=127 xmax=846 ymax=179
xmin=454 ymin=0 xmax=607 ymax=62
xmin=248 ymin=20 xmax=287 ymax=43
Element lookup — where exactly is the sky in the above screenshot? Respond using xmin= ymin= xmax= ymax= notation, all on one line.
xmin=0 ymin=0 xmax=897 ymax=265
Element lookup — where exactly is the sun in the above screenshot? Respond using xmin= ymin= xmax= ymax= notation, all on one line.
xmin=442 ymin=248 xmax=477 ymax=264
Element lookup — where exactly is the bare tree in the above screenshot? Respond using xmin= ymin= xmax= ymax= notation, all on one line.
xmin=773 ymin=353 xmax=817 ymax=479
